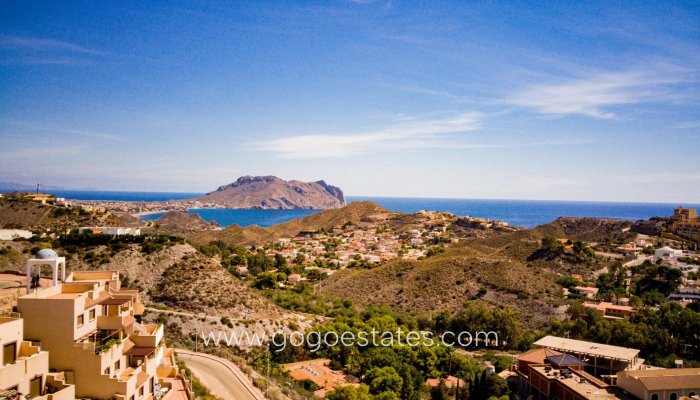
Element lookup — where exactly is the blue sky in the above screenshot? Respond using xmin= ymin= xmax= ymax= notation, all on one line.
xmin=1 ymin=1 xmax=699 ymax=202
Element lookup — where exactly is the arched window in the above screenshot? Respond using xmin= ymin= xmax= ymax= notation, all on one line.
xmin=651 ymin=394 xmax=659 ymax=400
xmin=689 ymin=393 xmax=696 ymax=397
xmin=670 ymin=393 xmax=677 ymax=400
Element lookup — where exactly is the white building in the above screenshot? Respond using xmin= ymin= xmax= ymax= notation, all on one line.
xmin=0 ymin=229 xmax=33 ymax=240
xmin=655 ymin=246 xmax=684 ymax=259
xmin=78 ymin=227 xmax=141 ymax=236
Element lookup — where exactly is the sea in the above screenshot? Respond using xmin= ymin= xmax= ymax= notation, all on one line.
xmin=34 ymin=190 xmax=700 ymax=229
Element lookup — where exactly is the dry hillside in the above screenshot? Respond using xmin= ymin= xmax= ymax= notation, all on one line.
xmin=187 ymin=201 xmax=390 ymax=245
xmin=151 ymin=252 xmax=283 ymax=319
xmin=154 ymin=211 xmax=219 ymax=233
xmin=0 ymin=197 xmax=133 ymax=231
xmin=533 ymin=217 xmax=634 ymax=243
xmin=320 ymin=219 xmax=624 ymax=329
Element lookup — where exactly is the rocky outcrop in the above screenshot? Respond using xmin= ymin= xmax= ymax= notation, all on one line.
xmin=195 ymin=176 xmax=346 ymax=209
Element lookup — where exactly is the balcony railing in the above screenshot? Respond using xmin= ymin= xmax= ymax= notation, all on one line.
xmin=75 ymin=329 xmax=124 ymax=354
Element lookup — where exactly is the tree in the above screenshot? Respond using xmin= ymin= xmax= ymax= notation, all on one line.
xmin=365 ymin=366 xmax=403 ymax=396
xmin=252 ymin=272 xmax=278 ymax=289
xmin=325 ymin=384 xmax=372 ymax=400
xmin=541 ymin=236 xmax=564 ymax=253
xmin=556 ymin=275 xmax=579 ymax=288
xmin=274 ymin=253 xmax=286 ymax=269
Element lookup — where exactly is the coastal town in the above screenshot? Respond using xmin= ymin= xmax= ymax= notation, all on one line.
xmin=251 ymin=210 xmax=511 ymax=277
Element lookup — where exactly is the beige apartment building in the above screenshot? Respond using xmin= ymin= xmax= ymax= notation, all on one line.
xmin=672 ymin=207 xmax=700 ymax=242
xmin=14 ymin=250 xmax=184 ymax=400
xmin=0 ymin=315 xmax=75 ymax=399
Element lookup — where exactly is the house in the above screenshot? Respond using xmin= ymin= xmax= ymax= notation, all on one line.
xmin=287 ymin=274 xmax=302 ymax=284
xmin=583 ymin=301 xmax=637 ymax=320
xmin=78 ymin=227 xmax=141 ymax=236
xmin=0 ymin=315 xmax=75 ymax=399
xmin=573 ymin=286 xmax=599 ymax=299
xmin=617 ymin=368 xmax=700 ymax=400
xmin=283 ymin=359 xmax=359 ymax=398
xmin=23 ymin=193 xmax=54 ymax=204
xmin=618 ymin=242 xmax=643 ymax=256
xmin=656 ymin=246 xmax=684 ymax=259
xmin=425 ymin=375 xmax=465 ymax=389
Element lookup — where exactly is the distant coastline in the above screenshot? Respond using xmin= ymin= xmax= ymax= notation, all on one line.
xmin=18 ymin=189 xmax=700 ymax=228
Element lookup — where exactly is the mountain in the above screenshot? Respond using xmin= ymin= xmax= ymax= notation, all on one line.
xmin=187 ymin=201 xmax=389 ymax=245
xmin=195 ymin=175 xmax=345 ymax=209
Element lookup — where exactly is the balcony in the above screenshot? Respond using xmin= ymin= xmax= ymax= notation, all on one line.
xmin=156 ymin=348 xmax=179 ymax=379
xmin=0 ymin=347 xmax=49 ymax=393
xmin=97 ymin=314 xmax=136 ymax=330
xmin=74 ymin=329 xmax=125 ymax=355
xmin=128 ymin=323 xmax=163 ymax=349
xmin=44 ymin=373 xmax=76 ymax=400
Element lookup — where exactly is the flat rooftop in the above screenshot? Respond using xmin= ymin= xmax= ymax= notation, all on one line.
xmin=619 ymin=368 xmax=700 ymax=390
xmin=531 ymin=365 xmax=624 ymax=400
xmin=534 ymin=336 xmax=640 ymax=361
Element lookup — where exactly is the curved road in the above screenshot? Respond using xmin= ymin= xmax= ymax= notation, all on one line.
xmin=176 ymin=350 xmax=265 ymax=400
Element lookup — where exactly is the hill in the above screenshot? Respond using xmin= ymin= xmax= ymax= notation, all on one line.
xmin=320 ymin=218 xmax=625 ymax=329
xmin=195 ymin=175 xmax=345 ymax=209
xmin=154 ymin=211 xmax=219 ymax=232
xmin=533 ymin=216 xmax=634 ymax=243
xmin=151 ymin=251 xmax=282 ymax=318
xmin=0 ymin=196 xmax=132 ymax=230
xmin=187 ymin=201 xmax=389 ymax=245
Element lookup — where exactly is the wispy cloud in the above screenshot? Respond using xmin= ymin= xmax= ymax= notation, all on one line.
xmin=0 ymin=121 xmax=121 ymax=140
xmin=253 ymin=112 xmax=482 ymax=158
xmin=675 ymin=121 xmax=700 ymax=129
xmin=508 ymin=66 xmax=695 ymax=119
xmin=608 ymin=172 xmax=700 ymax=184
xmin=0 ymin=35 xmax=110 ymax=56
xmin=0 ymin=145 xmax=85 ymax=160
xmin=0 ymin=35 xmax=111 ymax=65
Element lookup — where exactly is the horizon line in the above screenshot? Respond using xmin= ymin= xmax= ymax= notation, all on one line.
xmin=3 ymin=187 xmax=699 ymax=207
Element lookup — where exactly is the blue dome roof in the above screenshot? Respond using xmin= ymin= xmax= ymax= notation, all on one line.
xmin=35 ymin=248 xmax=58 ymax=259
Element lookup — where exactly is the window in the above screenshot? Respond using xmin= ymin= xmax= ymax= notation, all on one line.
xmin=139 ymin=386 xmax=144 ymax=396
xmin=3 ymin=342 xmax=16 ymax=366
xmin=114 ymin=360 xmax=120 ymax=372
xmin=689 ymin=393 xmax=696 ymax=397
xmin=670 ymin=394 xmax=678 ymax=400
xmin=651 ymin=395 xmax=659 ymax=400
xmin=30 ymin=376 xmax=42 ymax=398
xmin=89 ymin=308 xmax=96 ymax=321
xmin=77 ymin=314 xmax=84 ymax=326
xmin=104 ymin=366 xmax=110 ymax=375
